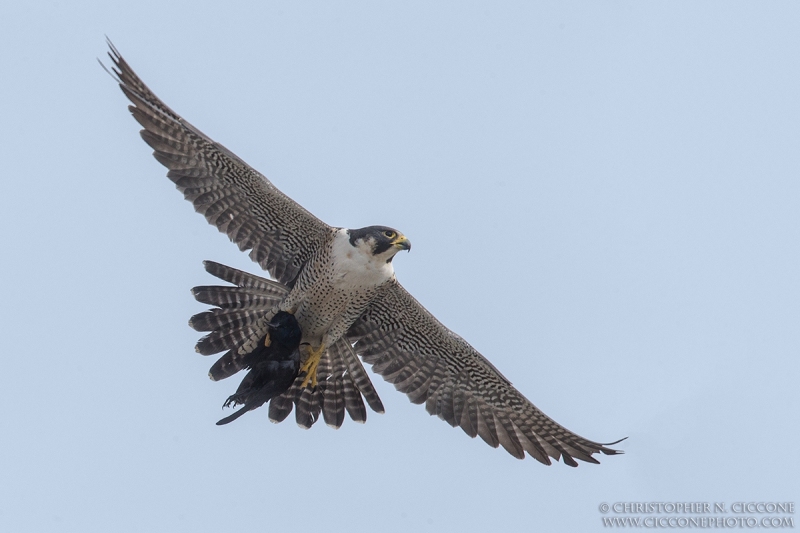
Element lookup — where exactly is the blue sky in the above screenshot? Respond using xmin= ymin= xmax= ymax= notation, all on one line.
xmin=1 ymin=2 xmax=798 ymax=532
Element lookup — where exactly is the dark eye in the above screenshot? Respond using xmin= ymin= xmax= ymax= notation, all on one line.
xmin=383 ymin=230 xmax=396 ymax=239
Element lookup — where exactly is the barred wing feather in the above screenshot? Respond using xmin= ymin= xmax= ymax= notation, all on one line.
xmin=348 ymin=280 xmax=624 ymax=465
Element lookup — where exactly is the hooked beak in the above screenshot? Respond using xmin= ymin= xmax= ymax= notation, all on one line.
xmin=392 ymin=235 xmax=411 ymax=252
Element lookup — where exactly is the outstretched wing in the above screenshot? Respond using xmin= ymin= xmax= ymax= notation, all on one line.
xmin=107 ymin=44 xmax=385 ymax=424
xmin=107 ymin=42 xmax=330 ymax=286
xmin=347 ymin=280 xmax=625 ymax=465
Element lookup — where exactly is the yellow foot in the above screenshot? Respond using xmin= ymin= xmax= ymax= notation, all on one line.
xmin=299 ymin=344 xmax=325 ymax=388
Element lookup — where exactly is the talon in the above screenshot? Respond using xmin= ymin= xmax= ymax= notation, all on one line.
xmin=223 ymin=394 xmax=243 ymax=409
xmin=264 ymin=331 xmax=271 ymax=347
xmin=299 ymin=344 xmax=325 ymax=388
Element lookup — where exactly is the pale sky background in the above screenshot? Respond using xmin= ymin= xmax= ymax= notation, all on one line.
xmin=1 ymin=2 xmax=798 ymax=532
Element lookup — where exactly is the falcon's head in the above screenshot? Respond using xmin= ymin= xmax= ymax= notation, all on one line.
xmin=348 ymin=225 xmax=411 ymax=263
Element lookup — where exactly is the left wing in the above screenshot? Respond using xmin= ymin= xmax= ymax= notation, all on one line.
xmin=106 ymin=42 xmax=386 ymax=424
xmin=347 ymin=280 xmax=624 ymax=465
xmin=106 ymin=42 xmax=330 ymax=286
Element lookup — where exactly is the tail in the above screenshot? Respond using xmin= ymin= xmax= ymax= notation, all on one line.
xmin=216 ymin=404 xmax=255 ymax=425
xmin=192 ymin=261 xmax=384 ymax=428
xmin=190 ymin=261 xmax=289 ymax=381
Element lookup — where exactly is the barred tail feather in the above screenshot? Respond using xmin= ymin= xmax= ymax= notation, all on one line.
xmin=192 ymin=261 xmax=384 ymax=427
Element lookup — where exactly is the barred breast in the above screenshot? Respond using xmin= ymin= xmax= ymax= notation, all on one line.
xmin=281 ymin=228 xmax=395 ymax=348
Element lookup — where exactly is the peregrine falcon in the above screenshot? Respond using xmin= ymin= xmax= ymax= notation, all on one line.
xmin=106 ymin=42 xmax=624 ymax=466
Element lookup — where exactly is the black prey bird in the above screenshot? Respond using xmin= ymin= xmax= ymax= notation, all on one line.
xmin=206 ymin=310 xmax=303 ymax=425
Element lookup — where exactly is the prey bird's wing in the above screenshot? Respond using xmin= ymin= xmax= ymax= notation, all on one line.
xmin=107 ymin=43 xmax=330 ymax=286
xmin=347 ymin=280 xmax=625 ymax=466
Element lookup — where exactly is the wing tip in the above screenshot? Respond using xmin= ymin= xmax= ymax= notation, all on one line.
xmin=598 ymin=436 xmax=628 ymax=456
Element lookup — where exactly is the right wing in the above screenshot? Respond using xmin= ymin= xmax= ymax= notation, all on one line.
xmin=347 ymin=280 xmax=624 ymax=465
